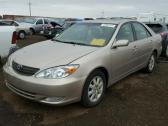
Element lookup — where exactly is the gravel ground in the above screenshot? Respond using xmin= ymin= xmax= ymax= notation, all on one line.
xmin=0 ymin=35 xmax=168 ymax=126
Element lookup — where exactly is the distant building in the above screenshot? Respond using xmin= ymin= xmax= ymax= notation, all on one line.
xmin=2 ymin=14 xmax=41 ymax=20
xmin=137 ymin=12 xmax=168 ymax=23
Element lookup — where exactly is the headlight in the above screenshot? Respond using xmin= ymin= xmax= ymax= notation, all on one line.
xmin=35 ymin=65 xmax=79 ymax=79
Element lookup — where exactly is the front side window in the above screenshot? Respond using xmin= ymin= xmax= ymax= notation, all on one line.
xmin=116 ymin=23 xmax=134 ymax=42
xmin=133 ymin=23 xmax=151 ymax=40
xmin=44 ymin=19 xmax=48 ymax=24
xmin=53 ymin=23 xmax=116 ymax=47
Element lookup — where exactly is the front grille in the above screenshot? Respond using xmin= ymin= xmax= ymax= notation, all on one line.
xmin=12 ymin=61 xmax=40 ymax=76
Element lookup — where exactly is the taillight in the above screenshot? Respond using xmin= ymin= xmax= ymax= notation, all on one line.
xmin=160 ymin=32 xmax=167 ymax=38
xmin=12 ymin=31 xmax=17 ymax=44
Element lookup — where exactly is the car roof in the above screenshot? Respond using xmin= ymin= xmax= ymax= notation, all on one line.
xmin=81 ymin=19 xmax=136 ymax=24
xmin=0 ymin=19 xmax=14 ymax=21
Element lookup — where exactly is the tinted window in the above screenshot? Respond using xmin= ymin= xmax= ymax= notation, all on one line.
xmin=36 ymin=19 xmax=43 ymax=25
xmin=146 ymin=24 xmax=163 ymax=33
xmin=1 ymin=21 xmax=12 ymax=25
xmin=0 ymin=22 xmax=9 ymax=26
xmin=116 ymin=23 xmax=134 ymax=42
xmin=133 ymin=23 xmax=150 ymax=40
xmin=44 ymin=19 xmax=48 ymax=24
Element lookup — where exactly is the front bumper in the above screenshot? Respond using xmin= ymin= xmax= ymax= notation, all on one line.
xmin=3 ymin=65 xmax=86 ymax=105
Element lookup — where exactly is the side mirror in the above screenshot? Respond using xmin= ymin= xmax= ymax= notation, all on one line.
xmin=112 ymin=40 xmax=129 ymax=48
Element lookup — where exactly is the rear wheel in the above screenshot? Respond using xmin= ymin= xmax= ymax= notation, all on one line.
xmin=18 ymin=31 xmax=26 ymax=39
xmin=81 ymin=70 xmax=106 ymax=107
xmin=144 ymin=53 xmax=156 ymax=73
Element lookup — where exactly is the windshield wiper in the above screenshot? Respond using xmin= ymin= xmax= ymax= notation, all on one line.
xmin=51 ymin=39 xmax=67 ymax=43
xmin=52 ymin=39 xmax=89 ymax=46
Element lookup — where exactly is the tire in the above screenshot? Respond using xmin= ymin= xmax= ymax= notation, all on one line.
xmin=81 ymin=70 xmax=106 ymax=107
xmin=30 ymin=28 xmax=35 ymax=35
xmin=144 ymin=52 xmax=156 ymax=73
xmin=18 ymin=31 xmax=26 ymax=39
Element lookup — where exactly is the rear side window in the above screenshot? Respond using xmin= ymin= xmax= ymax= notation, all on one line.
xmin=1 ymin=21 xmax=12 ymax=25
xmin=36 ymin=19 xmax=43 ymax=25
xmin=133 ymin=23 xmax=151 ymax=40
xmin=116 ymin=23 xmax=134 ymax=42
xmin=146 ymin=24 xmax=163 ymax=33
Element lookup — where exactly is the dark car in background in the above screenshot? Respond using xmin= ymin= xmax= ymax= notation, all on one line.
xmin=42 ymin=19 xmax=81 ymax=39
xmin=42 ymin=21 xmax=64 ymax=39
xmin=145 ymin=22 xmax=168 ymax=58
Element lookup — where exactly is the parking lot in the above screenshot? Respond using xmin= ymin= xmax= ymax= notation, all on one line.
xmin=0 ymin=35 xmax=167 ymax=126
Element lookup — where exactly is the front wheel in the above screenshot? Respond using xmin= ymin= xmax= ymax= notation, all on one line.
xmin=144 ymin=53 xmax=156 ymax=73
xmin=81 ymin=70 xmax=106 ymax=107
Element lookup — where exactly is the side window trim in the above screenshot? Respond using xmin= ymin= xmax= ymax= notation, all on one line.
xmin=132 ymin=22 xmax=152 ymax=41
xmin=130 ymin=22 xmax=137 ymax=42
xmin=116 ymin=22 xmax=135 ymax=43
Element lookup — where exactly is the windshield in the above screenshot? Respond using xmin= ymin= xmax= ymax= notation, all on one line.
xmin=53 ymin=23 xmax=116 ymax=47
xmin=18 ymin=18 xmax=37 ymax=24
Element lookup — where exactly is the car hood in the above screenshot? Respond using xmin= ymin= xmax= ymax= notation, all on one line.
xmin=12 ymin=40 xmax=98 ymax=69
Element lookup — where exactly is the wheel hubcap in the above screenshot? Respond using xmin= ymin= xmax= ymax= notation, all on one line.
xmin=20 ymin=33 xmax=25 ymax=39
xmin=88 ymin=76 xmax=104 ymax=103
xmin=149 ymin=55 xmax=155 ymax=71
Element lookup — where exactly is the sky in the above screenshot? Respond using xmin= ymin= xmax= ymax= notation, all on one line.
xmin=0 ymin=0 xmax=168 ymax=18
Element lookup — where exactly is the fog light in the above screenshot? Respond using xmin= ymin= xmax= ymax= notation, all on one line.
xmin=42 ymin=97 xmax=65 ymax=103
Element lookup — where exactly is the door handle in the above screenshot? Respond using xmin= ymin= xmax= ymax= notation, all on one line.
xmin=133 ymin=45 xmax=138 ymax=50
xmin=132 ymin=45 xmax=138 ymax=52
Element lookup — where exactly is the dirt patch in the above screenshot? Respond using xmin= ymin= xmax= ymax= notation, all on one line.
xmin=17 ymin=35 xmax=47 ymax=48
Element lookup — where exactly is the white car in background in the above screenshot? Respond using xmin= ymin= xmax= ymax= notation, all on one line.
xmin=0 ymin=25 xmax=17 ymax=63
xmin=0 ymin=20 xmax=30 ymax=39
xmin=17 ymin=18 xmax=49 ymax=35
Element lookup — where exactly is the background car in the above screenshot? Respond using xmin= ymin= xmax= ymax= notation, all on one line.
xmin=17 ymin=17 xmax=49 ymax=35
xmin=145 ymin=22 xmax=168 ymax=58
xmin=0 ymin=19 xmax=30 ymax=39
xmin=42 ymin=20 xmax=81 ymax=39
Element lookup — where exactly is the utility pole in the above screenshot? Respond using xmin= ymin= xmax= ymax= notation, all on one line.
xmin=28 ymin=0 xmax=32 ymax=16
xmin=101 ymin=10 xmax=105 ymax=18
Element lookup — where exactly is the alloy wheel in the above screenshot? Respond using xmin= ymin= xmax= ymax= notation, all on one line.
xmin=88 ymin=76 xmax=104 ymax=103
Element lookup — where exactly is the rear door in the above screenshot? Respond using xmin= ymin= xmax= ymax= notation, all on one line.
xmin=131 ymin=22 xmax=153 ymax=68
